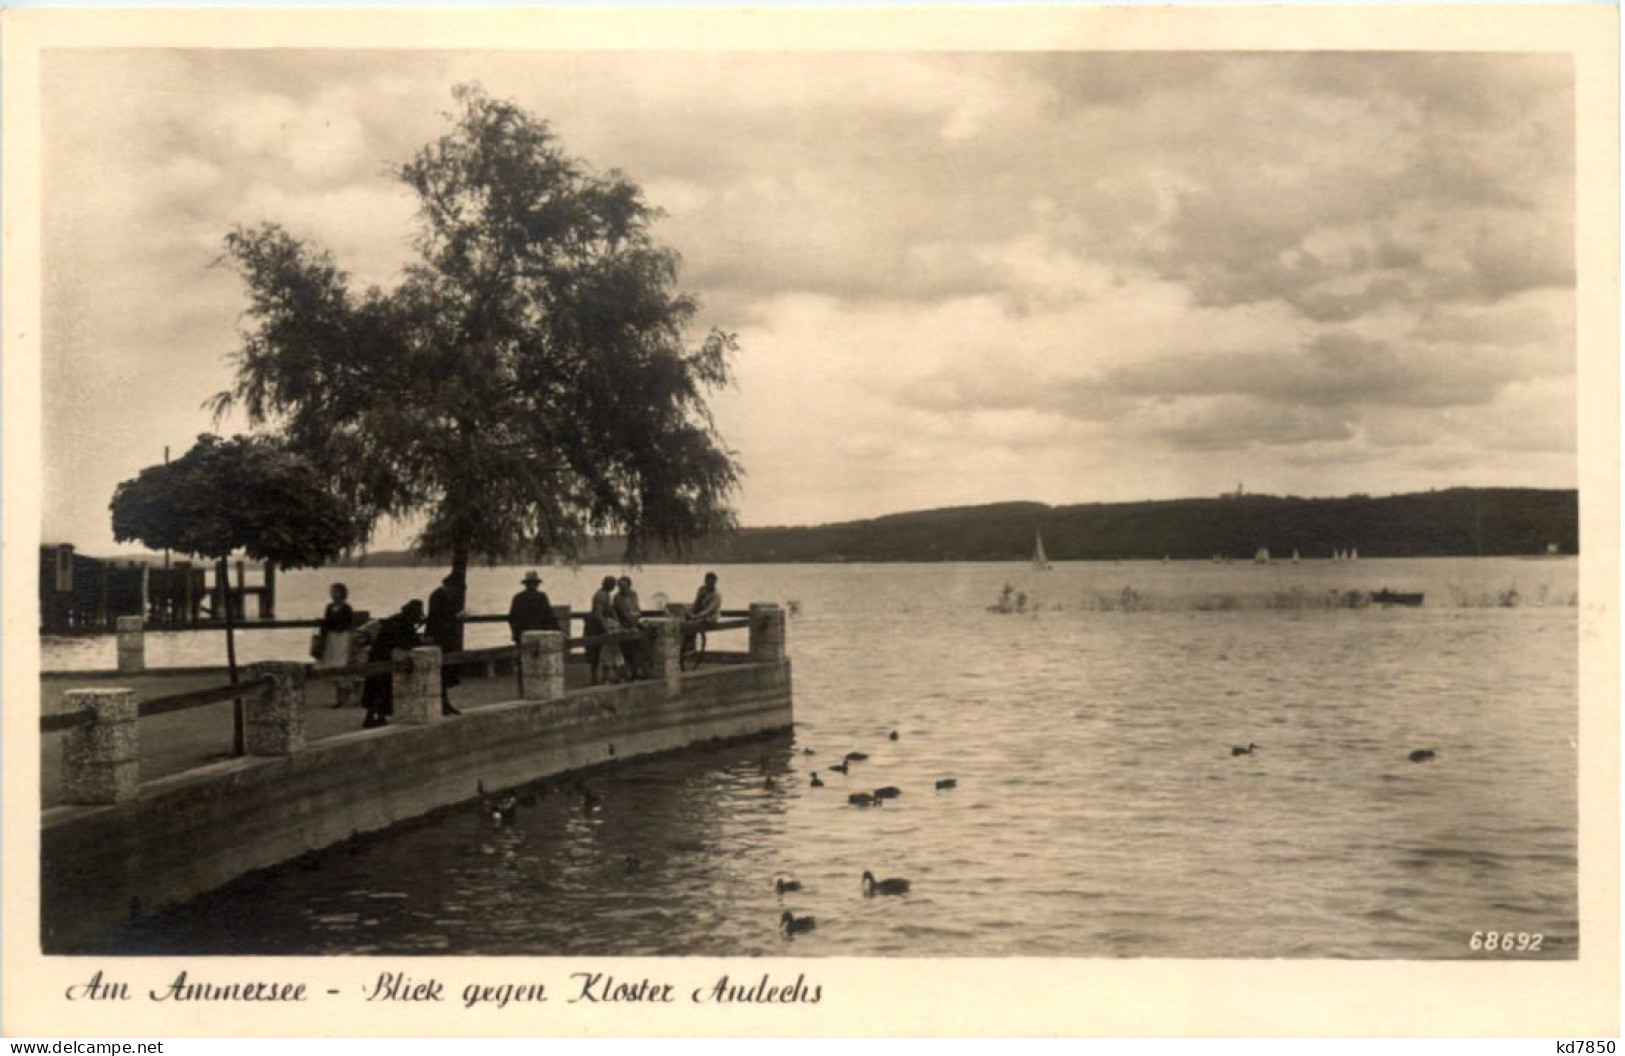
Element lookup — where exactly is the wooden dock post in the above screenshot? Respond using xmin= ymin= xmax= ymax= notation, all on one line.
xmin=177 ymin=561 xmax=195 ymax=625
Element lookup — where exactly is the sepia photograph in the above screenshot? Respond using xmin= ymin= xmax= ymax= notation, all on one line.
xmin=3 ymin=4 xmax=1618 ymax=1039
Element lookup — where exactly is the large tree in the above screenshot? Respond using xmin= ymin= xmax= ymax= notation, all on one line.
xmin=213 ymin=84 xmax=741 ymax=579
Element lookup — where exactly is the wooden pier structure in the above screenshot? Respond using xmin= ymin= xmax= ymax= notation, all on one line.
xmin=39 ymin=544 xmax=276 ymax=634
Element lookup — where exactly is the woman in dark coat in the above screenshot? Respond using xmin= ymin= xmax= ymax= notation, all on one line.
xmin=425 ymin=573 xmax=465 ymax=716
xmin=361 ymin=599 xmax=425 ymax=729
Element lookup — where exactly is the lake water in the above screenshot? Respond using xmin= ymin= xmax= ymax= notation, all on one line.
xmin=55 ymin=557 xmax=1580 ymax=958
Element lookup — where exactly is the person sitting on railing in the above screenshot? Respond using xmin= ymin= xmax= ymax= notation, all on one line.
xmin=682 ymin=572 xmax=722 ymax=656
xmin=426 ymin=572 xmax=466 ymax=717
xmin=586 ymin=575 xmax=624 ymax=685
xmin=614 ymin=576 xmax=648 ymax=679
xmin=691 ymin=572 xmax=722 ymax=624
xmin=361 ymin=599 xmax=425 ymax=729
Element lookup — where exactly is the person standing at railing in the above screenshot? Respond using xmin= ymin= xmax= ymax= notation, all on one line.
xmin=315 ymin=583 xmax=360 ymax=708
xmin=507 ymin=571 xmax=561 ymax=693
xmin=614 ymin=576 xmax=648 ymax=679
xmin=362 ymin=599 xmax=425 ymax=729
xmin=426 ymin=572 xmax=465 ymax=717
xmin=586 ymin=575 xmax=624 ymax=685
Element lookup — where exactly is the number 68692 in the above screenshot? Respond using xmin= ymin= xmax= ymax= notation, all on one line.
xmin=1469 ymin=930 xmax=1543 ymax=952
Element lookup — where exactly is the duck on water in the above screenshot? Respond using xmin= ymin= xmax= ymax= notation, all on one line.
xmin=781 ymin=911 xmax=816 ymax=936
xmin=862 ymin=870 xmax=911 ymax=896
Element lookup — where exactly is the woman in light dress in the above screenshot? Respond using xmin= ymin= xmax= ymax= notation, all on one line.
xmin=316 ymin=582 xmax=360 ymax=707
xmin=587 ymin=576 xmax=626 ymax=684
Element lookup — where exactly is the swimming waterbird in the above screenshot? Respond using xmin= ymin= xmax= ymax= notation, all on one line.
xmin=574 ymin=779 xmax=602 ymax=810
xmin=889 ymin=731 xmax=900 ymax=741
xmin=845 ymin=752 xmax=870 ymax=762
xmin=862 ymin=870 xmax=911 ymax=896
xmin=776 ymin=878 xmax=802 ymax=894
xmin=935 ymin=778 xmax=957 ymax=791
xmin=781 ymin=911 xmax=816 ymax=935
xmin=1408 ymin=749 xmax=1437 ymax=762
xmin=829 ymin=761 xmax=850 ymax=774
xmin=1231 ymin=743 xmax=1258 ymax=756
xmin=848 ymin=792 xmax=879 ymax=807
xmin=477 ymin=780 xmax=518 ymax=824
xmin=873 ymin=786 xmax=902 ymax=800
xmin=810 ymin=773 xmax=824 ymax=787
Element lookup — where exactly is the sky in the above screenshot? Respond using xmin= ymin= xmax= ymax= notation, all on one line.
xmin=41 ymin=49 xmax=1576 ymax=554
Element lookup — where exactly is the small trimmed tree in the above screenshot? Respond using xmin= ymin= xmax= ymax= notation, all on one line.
xmin=111 ymin=433 xmax=363 ymax=752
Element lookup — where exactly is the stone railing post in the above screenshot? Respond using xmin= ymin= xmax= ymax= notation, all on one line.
xmin=749 ymin=603 xmax=786 ymax=663
xmin=61 ymin=688 xmax=140 ymax=804
xmin=520 ymin=630 xmax=565 ymax=701
xmin=647 ymin=618 xmax=682 ymax=696
xmin=116 ymin=616 xmax=144 ymax=674
xmin=395 ymin=646 xmax=442 ymax=725
xmin=245 ymin=661 xmax=306 ymax=756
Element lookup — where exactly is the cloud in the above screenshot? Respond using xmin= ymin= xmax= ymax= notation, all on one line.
xmin=39 ymin=49 xmax=1579 ymax=549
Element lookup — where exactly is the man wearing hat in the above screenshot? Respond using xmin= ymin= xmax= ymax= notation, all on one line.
xmin=508 ymin=571 xmax=562 ymax=693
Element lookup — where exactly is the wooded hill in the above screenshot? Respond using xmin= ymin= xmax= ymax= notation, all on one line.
xmin=337 ymin=487 xmax=1578 ymax=566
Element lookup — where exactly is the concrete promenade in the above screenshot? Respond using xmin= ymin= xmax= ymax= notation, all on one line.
xmin=39 ymin=665 xmax=596 ymax=808
xmin=40 ymin=606 xmax=791 ymax=952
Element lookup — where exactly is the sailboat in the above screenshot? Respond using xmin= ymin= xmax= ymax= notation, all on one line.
xmin=1291 ymin=549 xmax=1300 ymax=564
xmin=1350 ymin=547 xmax=1359 ymax=561
xmin=1253 ymin=547 xmax=1271 ymax=564
xmin=1032 ymin=532 xmax=1051 ymax=572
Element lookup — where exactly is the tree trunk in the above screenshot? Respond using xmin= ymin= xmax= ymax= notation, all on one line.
xmin=220 ymin=557 xmax=243 ymax=757
xmin=451 ymin=540 xmax=470 ymax=583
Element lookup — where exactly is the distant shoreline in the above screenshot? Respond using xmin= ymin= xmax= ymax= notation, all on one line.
xmin=331 ymin=487 xmax=1580 ymax=567
xmin=319 ymin=553 xmax=1581 ymax=570
xmin=58 ymin=487 xmax=1579 ymax=568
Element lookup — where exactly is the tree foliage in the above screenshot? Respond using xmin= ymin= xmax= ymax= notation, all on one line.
xmin=213 ymin=83 xmax=741 ymax=575
xmin=110 ymin=433 xmax=364 ymax=566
